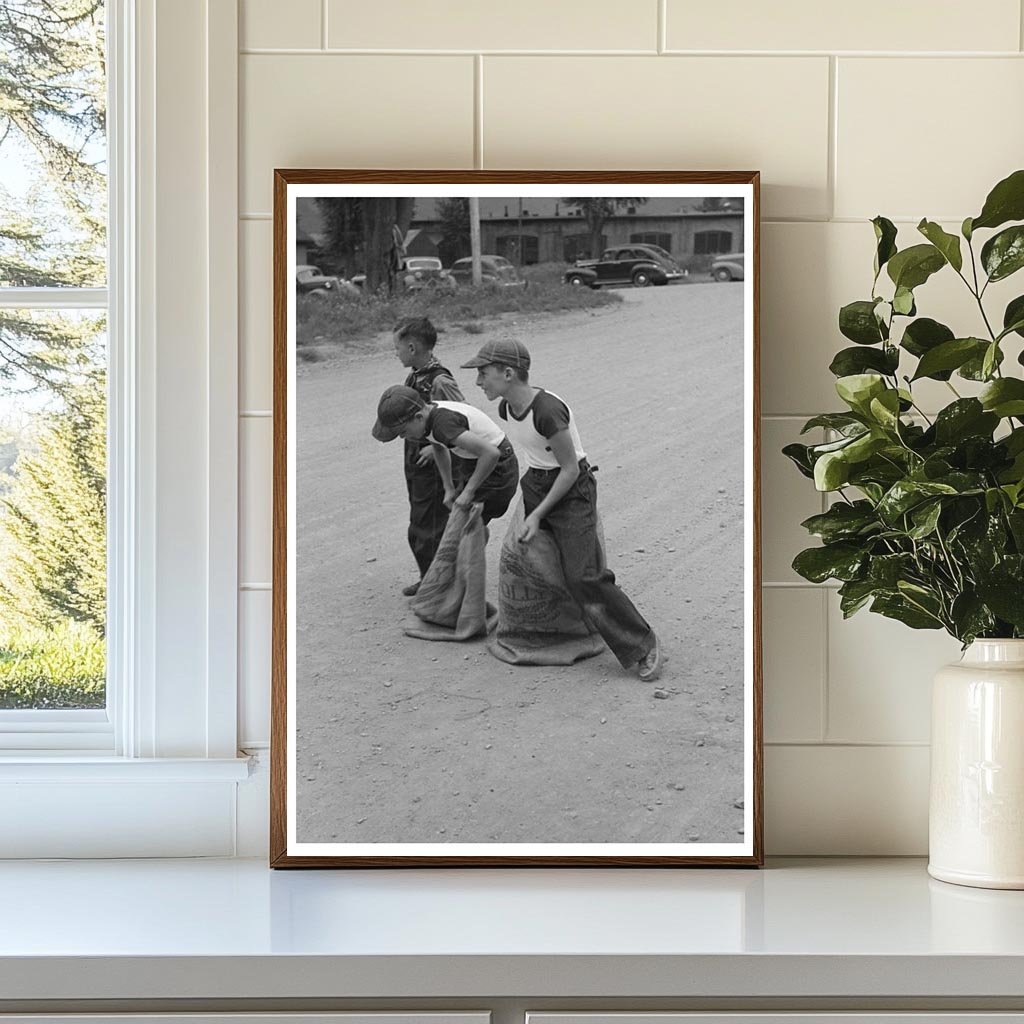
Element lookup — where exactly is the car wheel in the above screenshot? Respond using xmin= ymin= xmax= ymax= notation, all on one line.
xmin=567 ymin=273 xmax=586 ymax=286
xmin=714 ymin=267 xmax=733 ymax=282
xmin=632 ymin=270 xmax=652 ymax=288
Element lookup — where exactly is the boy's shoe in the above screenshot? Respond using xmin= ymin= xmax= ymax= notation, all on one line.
xmin=402 ymin=580 xmax=421 ymax=597
xmin=637 ymin=634 xmax=662 ymax=682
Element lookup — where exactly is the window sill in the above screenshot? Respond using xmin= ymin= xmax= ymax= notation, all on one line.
xmin=0 ymin=754 xmax=252 ymax=782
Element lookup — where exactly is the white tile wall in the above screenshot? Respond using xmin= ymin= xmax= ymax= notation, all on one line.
xmin=236 ymin=2 xmax=1024 ymax=854
xmin=327 ymin=0 xmax=660 ymax=51
xmin=666 ymin=0 xmax=1021 ymax=53
xmin=483 ymin=56 xmax=831 ymax=220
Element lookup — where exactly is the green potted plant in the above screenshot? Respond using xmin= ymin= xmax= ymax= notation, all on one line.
xmin=785 ymin=169 xmax=1024 ymax=889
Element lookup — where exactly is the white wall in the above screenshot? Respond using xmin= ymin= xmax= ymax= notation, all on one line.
xmin=235 ymin=0 xmax=1024 ymax=855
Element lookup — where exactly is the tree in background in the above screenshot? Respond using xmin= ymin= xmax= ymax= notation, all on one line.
xmin=315 ymin=196 xmax=363 ymax=278
xmin=0 ymin=369 xmax=106 ymax=634
xmin=562 ymin=198 xmax=648 ymax=259
xmin=0 ymin=0 xmax=106 ymax=394
xmin=361 ymin=197 xmax=415 ymax=293
xmin=316 ymin=197 xmax=417 ymax=293
xmin=0 ymin=1 xmax=107 ymax=697
xmin=437 ymin=197 xmax=470 ymax=265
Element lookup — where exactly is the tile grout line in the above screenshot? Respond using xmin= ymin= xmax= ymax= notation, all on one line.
xmin=474 ymin=54 xmax=484 ymax=169
xmin=827 ymin=55 xmax=838 ymax=221
xmin=766 ymin=740 xmax=931 ymax=748
xmin=1020 ymin=0 xmax=1024 ymax=51
xmin=321 ymin=0 xmax=328 ymax=50
xmin=820 ymin=586 xmax=831 ymax=743
xmin=657 ymin=0 xmax=666 ymax=54
xmin=237 ymin=47 xmax=1024 ymax=57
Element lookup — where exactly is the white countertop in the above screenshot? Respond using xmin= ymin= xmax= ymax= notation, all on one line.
xmin=2 ymin=857 xmax=1024 ymax=1001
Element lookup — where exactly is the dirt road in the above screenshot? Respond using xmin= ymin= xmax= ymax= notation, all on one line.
xmin=295 ymin=281 xmax=747 ymax=845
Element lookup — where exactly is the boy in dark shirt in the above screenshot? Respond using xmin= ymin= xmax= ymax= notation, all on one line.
xmin=462 ymin=338 xmax=662 ymax=682
xmin=373 ymin=318 xmax=465 ymax=596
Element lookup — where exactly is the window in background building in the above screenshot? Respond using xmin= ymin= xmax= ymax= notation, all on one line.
xmin=629 ymin=232 xmax=672 ymax=252
xmin=694 ymin=230 xmax=734 ymax=255
xmin=0 ymin=0 xmax=107 ymax=710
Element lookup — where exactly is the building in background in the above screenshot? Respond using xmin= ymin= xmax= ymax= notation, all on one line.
xmin=295 ymin=197 xmax=744 ymax=275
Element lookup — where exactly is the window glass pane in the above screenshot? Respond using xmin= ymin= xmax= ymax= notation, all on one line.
xmin=0 ymin=309 xmax=106 ymax=709
xmin=0 ymin=1 xmax=107 ymax=288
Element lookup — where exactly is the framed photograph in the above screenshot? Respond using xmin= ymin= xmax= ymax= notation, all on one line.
xmin=271 ymin=170 xmax=762 ymax=867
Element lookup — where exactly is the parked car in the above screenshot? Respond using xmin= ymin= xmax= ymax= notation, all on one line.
xmin=448 ymin=255 xmax=526 ymax=289
xmin=400 ymin=256 xmax=456 ymax=292
xmin=711 ymin=253 xmax=744 ymax=282
xmin=296 ymin=264 xmax=345 ymax=295
xmin=565 ymin=244 xmax=684 ymax=288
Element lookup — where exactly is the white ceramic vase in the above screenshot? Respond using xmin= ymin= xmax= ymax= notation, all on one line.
xmin=929 ymin=639 xmax=1024 ymax=889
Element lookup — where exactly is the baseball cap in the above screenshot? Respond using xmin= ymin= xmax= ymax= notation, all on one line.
xmin=460 ymin=338 xmax=531 ymax=371
xmin=372 ymin=384 xmax=424 ymax=442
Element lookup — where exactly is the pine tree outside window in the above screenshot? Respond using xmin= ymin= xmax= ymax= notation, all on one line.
xmin=0 ymin=2 xmax=109 ymax=731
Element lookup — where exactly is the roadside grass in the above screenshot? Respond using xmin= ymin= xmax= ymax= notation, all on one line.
xmin=295 ymin=261 xmax=621 ymax=348
xmin=0 ymin=620 xmax=105 ymax=709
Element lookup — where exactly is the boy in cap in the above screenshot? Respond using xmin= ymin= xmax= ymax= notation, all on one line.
xmin=373 ymin=317 xmax=465 ymax=596
xmin=374 ymin=385 xmax=518 ymax=527
xmin=462 ymin=338 xmax=662 ymax=682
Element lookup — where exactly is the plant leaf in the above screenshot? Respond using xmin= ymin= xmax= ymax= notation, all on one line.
xmin=981 ymin=225 xmax=1024 ymax=282
xmin=892 ymin=286 xmax=916 ymax=316
xmin=887 ymin=243 xmax=946 ymax=291
xmin=782 ymin=442 xmax=815 ymax=479
xmin=976 ymin=575 xmax=1024 ymax=629
xmin=933 ymin=399 xmax=999 ymax=444
xmin=908 ymin=500 xmax=943 ymax=540
xmin=917 ymin=219 xmax=963 ymax=272
xmin=982 ymin=341 xmax=1001 ymax=381
xmin=800 ymin=501 xmax=879 ymax=543
xmin=871 ymin=594 xmax=943 ymax=630
xmin=960 ymin=344 xmax=1004 ymax=380
xmin=868 ymin=389 xmax=902 ymax=431
xmin=839 ymin=299 xmax=886 ymax=345
xmin=1002 ymin=295 xmax=1024 ymax=340
xmin=950 ymin=593 xmax=996 ymax=644
xmin=835 ymin=373 xmax=886 ymax=414
xmin=814 ymin=450 xmax=851 ymax=491
xmin=829 ymin=345 xmax=899 ymax=378
xmin=872 ymin=216 xmax=898 ymax=277
xmin=900 ymin=318 xmax=955 ymax=378
xmin=980 ymin=378 xmax=1024 ymax=418
xmin=877 ymin=479 xmax=958 ymax=524
xmin=800 ymin=413 xmax=867 ymax=435
xmin=911 ymin=337 xmax=988 ymax=381
xmin=792 ymin=542 xmax=866 ymax=583
xmin=868 ymin=552 xmax=915 ymax=587
xmin=971 ymin=168 xmax=1024 ymax=232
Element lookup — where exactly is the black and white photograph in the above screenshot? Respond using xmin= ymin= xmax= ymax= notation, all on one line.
xmin=272 ymin=172 xmax=762 ymax=866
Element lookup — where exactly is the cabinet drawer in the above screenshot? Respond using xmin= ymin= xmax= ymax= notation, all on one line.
xmin=0 ymin=1015 xmax=489 ymax=1024
xmin=529 ymin=1017 xmax=1024 ymax=1024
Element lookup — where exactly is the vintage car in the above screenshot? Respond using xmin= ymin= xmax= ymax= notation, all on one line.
xmin=564 ymin=244 xmax=684 ymax=288
xmin=448 ymin=255 xmax=526 ymax=288
xmin=295 ymin=264 xmax=345 ymax=295
xmin=400 ymin=256 xmax=456 ymax=292
xmin=711 ymin=253 xmax=745 ymax=282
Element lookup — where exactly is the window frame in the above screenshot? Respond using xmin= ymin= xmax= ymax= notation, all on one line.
xmin=0 ymin=0 xmax=246 ymax=859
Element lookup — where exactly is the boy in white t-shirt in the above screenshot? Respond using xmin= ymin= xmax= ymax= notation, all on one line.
xmin=374 ymin=385 xmax=518 ymax=526
xmin=461 ymin=338 xmax=662 ymax=682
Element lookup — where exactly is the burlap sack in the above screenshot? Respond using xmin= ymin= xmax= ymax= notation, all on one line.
xmin=487 ymin=501 xmax=606 ymax=665
xmin=404 ymin=502 xmax=497 ymax=642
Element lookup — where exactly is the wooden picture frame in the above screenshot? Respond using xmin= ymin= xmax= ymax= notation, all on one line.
xmin=271 ymin=170 xmax=762 ymax=867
